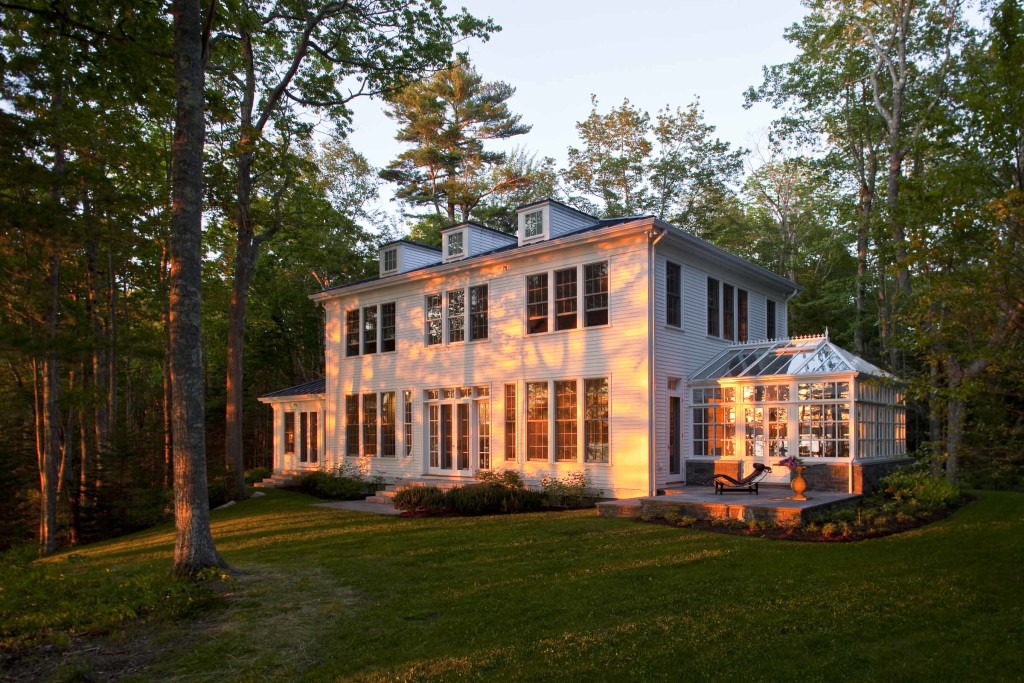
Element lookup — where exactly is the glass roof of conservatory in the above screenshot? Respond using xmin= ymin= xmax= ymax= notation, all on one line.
xmin=691 ymin=335 xmax=893 ymax=381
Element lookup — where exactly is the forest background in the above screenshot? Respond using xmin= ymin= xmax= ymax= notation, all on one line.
xmin=1 ymin=0 xmax=1021 ymax=553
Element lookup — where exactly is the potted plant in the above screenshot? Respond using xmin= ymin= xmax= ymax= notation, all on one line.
xmin=777 ymin=451 xmax=809 ymax=501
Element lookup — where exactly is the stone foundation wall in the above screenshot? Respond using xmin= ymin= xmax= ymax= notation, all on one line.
xmin=801 ymin=458 xmax=914 ymax=494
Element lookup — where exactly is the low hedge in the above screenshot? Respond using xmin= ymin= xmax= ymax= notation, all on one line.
xmin=296 ymin=470 xmax=383 ymax=500
xmin=393 ymin=482 xmax=545 ymax=515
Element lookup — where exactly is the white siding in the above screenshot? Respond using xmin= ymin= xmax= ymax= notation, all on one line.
xmin=398 ymin=243 xmax=442 ymax=272
xmin=468 ymin=225 xmax=516 ymax=255
xmin=321 ymin=230 xmax=652 ymax=498
xmin=549 ymin=202 xmax=598 ymax=239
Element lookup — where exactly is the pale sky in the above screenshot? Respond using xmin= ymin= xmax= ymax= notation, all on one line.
xmin=341 ymin=0 xmax=810 ymax=218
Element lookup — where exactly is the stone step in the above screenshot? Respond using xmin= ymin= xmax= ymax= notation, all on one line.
xmin=363 ymin=495 xmax=394 ymax=505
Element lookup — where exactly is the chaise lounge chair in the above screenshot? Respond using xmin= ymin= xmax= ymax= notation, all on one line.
xmin=713 ymin=463 xmax=772 ymax=495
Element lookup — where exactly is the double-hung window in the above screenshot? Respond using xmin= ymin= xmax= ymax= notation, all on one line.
xmin=426 ymin=294 xmax=443 ymax=345
xmin=345 ymin=311 xmax=360 ymax=357
xmin=403 ymin=390 xmax=413 ymax=457
xmin=723 ymin=283 xmax=735 ymax=341
xmin=666 ymin=262 xmax=682 ymax=327
xmin=555 ymin=380 xmax=578 ymax=461
xmin=469 ymin=285 xmax=488 ymax=341
xmin=447 ymin=289 xmax=465 ymax=343
xmin=584 ymin=378 xmax=610 ymax=463
xmin=504 ymin=383 xmax=517 ymax=462
xmin=737 ymin=289 xmax=748 ymax=342
xmin=346 ymin=303 xmax=395 ymax=356
xmin=767 ymin=299 xmax=777 ymax=339
xmin=707 ymin=278 xmax=720 ymax=336
xmin=381 ymin=392 xmax=396 ymax=457
xmin=362 ymin=394 xmax=377 ymax=457
xmin=363 ymin=306 xmax=377 ymax=354
xmin=554 ymin=268 xmax=578 ymax=331
xmin=583 ymin=262 xmax=609 ymax=326
xmin=526 ymin=382 xmax=549 ymax=461
xmin=524 ymin=209 xmax=544 ymax=239
xmin=381 ymin=303 xmax=396 ymax=352
xmin=345 ymin=396 xmax=359 ymax=456
xmin=526 ymin=274 xmax=549 ymax=334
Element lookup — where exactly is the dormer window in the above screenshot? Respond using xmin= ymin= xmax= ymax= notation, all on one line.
xmin=524 ymin=210 xmax=544 ymax=239
xmin=446 ymin=231 xmax=464 ymax=258
xmin=383 ymin=248 xmax=397 ymax=273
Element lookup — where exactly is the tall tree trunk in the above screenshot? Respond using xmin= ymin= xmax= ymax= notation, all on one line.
xmin=170 ymin=0 xmax=224 ymax=577
xmin=162 ymin=244 xmax=174 ymax=489
xmin=225 ymin=150 xmax=255 ymax=502
xmin=85 ymin=238 xmax=106 ymax=503
xmin=928 ymin=358 xmax=944 ymax=477
xmin=39 ymin=254 xmax=62 ymax=555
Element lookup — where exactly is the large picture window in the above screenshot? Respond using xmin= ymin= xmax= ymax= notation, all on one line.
xmin=666 ymin=262 xmax=681 ymax=327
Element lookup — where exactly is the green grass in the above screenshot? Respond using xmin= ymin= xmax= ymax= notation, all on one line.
xmin=3 ymin=489 xmax=1023 ymax=681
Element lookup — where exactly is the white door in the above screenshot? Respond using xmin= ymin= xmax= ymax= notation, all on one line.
xmin=745 ymin=406 xmax=791 ymax=484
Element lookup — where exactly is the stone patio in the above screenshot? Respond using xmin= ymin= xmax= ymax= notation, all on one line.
xmin=596 ymin=485 xmax=861 ymax=525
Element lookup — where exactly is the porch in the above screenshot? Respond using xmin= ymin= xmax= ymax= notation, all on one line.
xmin=596 ymin=485 xmax=861 ymax=525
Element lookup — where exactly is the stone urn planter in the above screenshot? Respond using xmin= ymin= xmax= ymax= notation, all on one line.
xmin=789 ymin=466 xmax=809 ymax=501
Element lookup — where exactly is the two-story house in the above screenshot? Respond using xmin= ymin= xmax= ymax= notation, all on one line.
xmin=260 ymin=199 xmax=907 ymax=498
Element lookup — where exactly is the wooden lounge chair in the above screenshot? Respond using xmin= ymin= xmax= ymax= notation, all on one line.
xmin=713 ymin=463 xmax=772 ymax=495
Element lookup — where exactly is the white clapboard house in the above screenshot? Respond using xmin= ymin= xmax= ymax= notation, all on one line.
xmin=259 ymin=199 xmax=907 ymax=497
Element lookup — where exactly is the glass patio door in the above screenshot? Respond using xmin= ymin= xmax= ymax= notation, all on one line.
xmin=426 ymin=399 xmax=473 ymax=475
xmin=745 ymin=406 xmax=791 ymax=483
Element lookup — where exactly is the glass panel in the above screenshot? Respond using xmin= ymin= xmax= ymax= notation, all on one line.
xmin=555 ymin=268 xmax=578 ymax=330
xmin=478 ymin=400 xmax=491 ymax=469
xmin=429 ymin=404 xmax=440 ymax=467
xmin=381 ymin=302 xmax=396 ymax=352
xmin=284 ymin=412 xmax=295 ymax=454
xmin=363 ymin=306 xmax=377 ymax=354
xmin=457 ymin=403 xmax=469 ymax=470
xmin=345 ymin=397 xmax=359 ymax=456
xmin=447 ymin=289 xmax=465 ymax=343
xmin=440 ymin=405 xmax=452 ymax=469
xmin=308 ymin=411 xmax=318 ymax=463
xmin=362 ymin=394 xmax=377 ymax=456
xmin=425 ymin=294 xmax=442 ymax=345
xmin=707 ymin=277 xmax=720 ymax=336
xmin=381 ymin=392 xmax=396 ymax=457
xmin=669 ymin=396 xmax=680 ymax=474
xmin=345 ymin=311 xmax=360 ymax=357
xmin=404 ymin=390 xmax=412 ymax=457
xmin=300 ymin=412 xmax=308 ymax=462
xmin=469 ymin=285 xmax=488 ymax=341
xmin=524 ymin=209 xmax=543 ymax=237
xmin=666 ymin=262 xmax=681 ymax=327
xmin=504 ymin=383 xmax=517 ymax=462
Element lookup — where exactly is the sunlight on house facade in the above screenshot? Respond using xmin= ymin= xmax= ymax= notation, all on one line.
xmin=259 ymin=200 xmax=908 ymax=498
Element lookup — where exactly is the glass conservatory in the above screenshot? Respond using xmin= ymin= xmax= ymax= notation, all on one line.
xmin=688 ymin=334 xmax=907 ymax=492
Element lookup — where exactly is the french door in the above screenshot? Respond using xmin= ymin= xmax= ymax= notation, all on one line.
xmin=427 ymin=400 xmax=473 ymax=475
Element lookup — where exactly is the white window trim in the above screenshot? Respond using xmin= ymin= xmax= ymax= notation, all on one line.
xmin=425 ymin=284 xmax=490 ymax=347
xmin=443 ymin=229 xmax=467 ymax=262
xmin=517 ymin=376 xmax=611 ymax=465
xmin=381 ymin=247 xmax=398 ymax=275
xmin=519 ymin=205 xmax=550 ymax=245
xmin=346 ymin=302 xmax=398 ymax=356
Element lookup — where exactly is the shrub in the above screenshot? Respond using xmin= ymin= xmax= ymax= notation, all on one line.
xmin=296 ymin=468 xmax=378 ymax=500
xmin=880 ymin=470 xmax=961 ymax=511
xmin=539 ymin=471 xmax=602 ymax=508
xmin=476 ymin=468 xmax=526 ymax=490
xmin=244 ymin=467 xmax=272 ymax=484
xmin=393 ymin=486 xmax=447 ymax=513
xmin=664 ymin=509 xmax=698 ymax=528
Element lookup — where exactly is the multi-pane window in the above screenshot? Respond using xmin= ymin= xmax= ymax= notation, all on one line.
xmin=381 ymin=303 xmax=396 ymax=352
xmin=363 ymin=306 xmax=377 ymax=354
xmin=381 ymin=392 xmax=396 ymax=458
xmin=666 ymin=262 xmax=682 ymax=327
xmin=692 ymin=387 xmax=735 ymax=456
xmin=504 ymin=383 xmax=517 ymax=462
xmin=554 ymin=268 xmax=578 ymax=331
xmin=447 ymin=289 xmax=465 ymax=343
xmin=428 ymin=404 xmax=440 ymax=468
xmin=300 ymin=413 xmax=308 ymax=461
xmin=404 ymin=390 xmax=413 ymax=457
xmin=305 ymin=412 xmax=319 ymax=463
xmin=707 ymin=278 xmax=720 ymax=336
xmin=584 ymin=378 xmax=609 ymax=463
xmin=526 ymin=274 xmax=548 ymax=334
xmin=478 ymin=399 xmax=491 ymax=469
xmin=737 ymin=289 xmax=748 ymax=342
xmin=767 ymin=299 xmax=777 ymax=339
xmin=669 ymin=396 xmax=681 ymax=474
xmin=469 ymin=285 xmax=488 ymax=341
xmin=447 ymin=231 xmax=464 ymax=257
xmin=345 ymin=311 xmax=360 ymax=357
xmin=426 ymin=294 xmax=443 ymax=345
xmin=584 ymin=262 xmax=609 ymax=327
xmin=526 ymin=382 xmax=549 ymax=461
xmin=345 ymin=396 xmax=359 ymax=457
xmin=723 ymin=283 xmax=735 ymax=341
xmin=284 ymin=412 xmax=295 ymax=454
xmin=798 ymin=381 xmax=851 ymax=458
xmin=362 ymin=394 xmax=377 ymax=457
xmin=524 ymin=209 xmax=544 ymax=238
xmin=383 ymin=248 xmax=397 ymax=272
xmin=554 ymin=381 xmax=578 ymax=461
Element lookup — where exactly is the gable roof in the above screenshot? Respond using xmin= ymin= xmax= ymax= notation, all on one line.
xmin=690 ymin=335 xmax=894 ymax=381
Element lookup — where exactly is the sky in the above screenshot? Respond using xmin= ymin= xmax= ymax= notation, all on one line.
xmin=341 ymin=0 xmax=811 ymax=218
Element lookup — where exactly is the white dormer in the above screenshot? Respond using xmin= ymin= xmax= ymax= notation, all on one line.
xmin=516 ymin=198 xmax=597 ymax=247
xmin=443 ymin=226 xmax=467 ymax=262
xmin=441 ymin=222 xmax=516 ymax=263
xmin=379 ymin=240 xmax=442 ymax=277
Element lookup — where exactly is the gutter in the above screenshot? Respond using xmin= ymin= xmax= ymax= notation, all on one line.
xmin=647 ymin=226 xmax=667 ymax=497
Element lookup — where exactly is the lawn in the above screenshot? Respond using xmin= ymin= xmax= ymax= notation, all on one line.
xmin=3 ymin=489 xmax=1023 ymax=682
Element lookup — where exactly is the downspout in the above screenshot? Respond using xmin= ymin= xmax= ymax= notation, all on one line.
xmin=648 ymin=226 xmax=667 ymax=497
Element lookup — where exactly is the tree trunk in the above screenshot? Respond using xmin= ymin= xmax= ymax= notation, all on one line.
xmin=170 ymin=0 xmax=224 ymax=577
xmin=225 ymin=149 xmax=256 ymax=503
xmin=39 ymin=254 xmax=62 ymax=556
xmin=945 ymin=394 xmax=963 ymax=484
xmin=162 ymin=244 xmax=174 ymax=490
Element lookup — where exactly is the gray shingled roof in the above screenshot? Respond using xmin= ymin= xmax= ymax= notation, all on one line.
xmin=260 ymin=378 xmax=325 ymax=399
